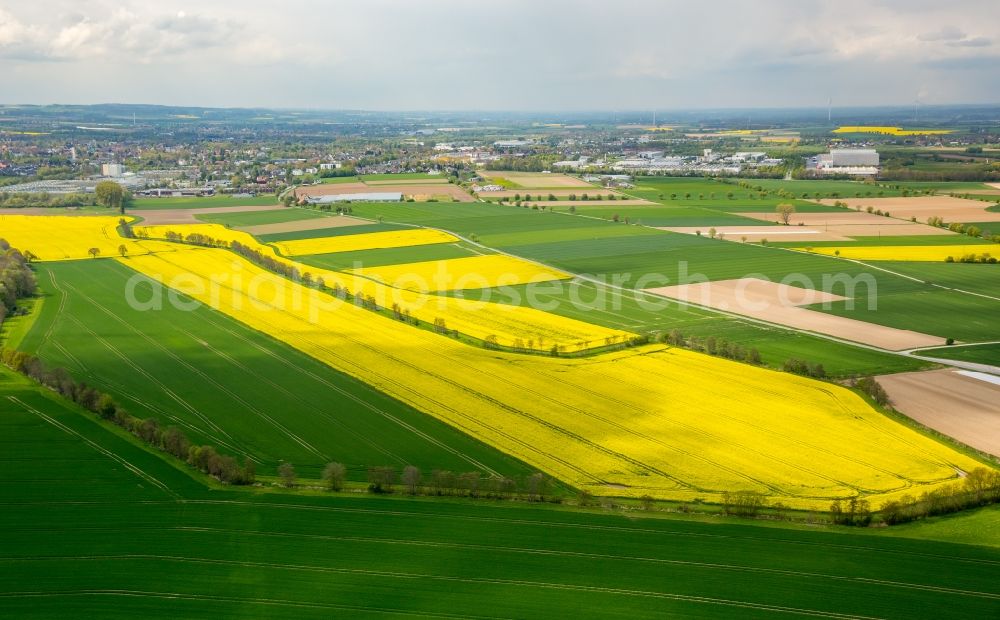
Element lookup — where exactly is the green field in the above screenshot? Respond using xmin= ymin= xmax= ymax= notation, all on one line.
xmin=876 ymin=261 xmax=1000 ymax=298
xmin=129 ymin=195 xmax=280 ymax=210
xmin=19 ymin=260 xmax=531 ymax=480
xmin=628 ymin=177 xmax=901 ymax=204
xmin=256 ymin=221 xmax=407 ymax=242
xmin=196 ymin=207 xmax=329 ymax=227
xmin=555 ymin=205 xmax=779 ymax=227
xmin=2 ymin=367 xmax=999 ymax=618
xmin=916 ymin=343 xmax=1000 ymax=367
xmin=360 ymin=172 xmax=448 ymax=181
xmin=880 ymin=181 xmax=998 ymax=192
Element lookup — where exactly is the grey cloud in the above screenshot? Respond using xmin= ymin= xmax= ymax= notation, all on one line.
xmin=918 ymin=26 xmax=966 ymax=41
xmin=922 ymin=54 xmax=1000 ymax=69
xmin=946 ymin=36 xmax=992 ymax=47
xmin=1 ymin=0 xmax=999 ymax=109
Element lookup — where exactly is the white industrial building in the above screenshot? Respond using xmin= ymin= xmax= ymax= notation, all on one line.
xmin=811 ymin=149 xmax=880 ymax=176
xmin=102 ymin=163 xmax=125 ymax=177
xmin=306 ymin=192 xmax=402 ymax=204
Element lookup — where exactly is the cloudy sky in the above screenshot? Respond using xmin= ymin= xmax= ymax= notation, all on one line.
xmin=1 ymin=0 xmax=997 ymax=110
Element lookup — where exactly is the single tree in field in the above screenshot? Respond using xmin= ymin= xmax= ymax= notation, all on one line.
xmin=322 ymin=462 xmax=346 ymax=491
xmin=118 ymin=244 xmax=128 ymax=257
xmin=278 ymin=462 xmax=296 ymax=488
xmin=402 ymin=465 xmax=421 ymax=495
xmin=776 ymin=203 xmax=795 ymax=225
xmin=708 ymin=227 xmax=717 ymax=239
xmin=95 ymin=180 xmax=126 ymax=213
xmin=88 ymin=247 xmax=101 ymax=259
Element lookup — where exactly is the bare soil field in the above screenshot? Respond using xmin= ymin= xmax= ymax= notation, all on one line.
xmin=295 ymin=183 xmax=474 ymax=202
xmin=658 ymin=226 xmax=853 ymax=242
xmin=130 ymin=204 xmax=285 ymax=225
xmin=647 ymin=278 xmax=946 ymax=350
xmin=878 ymin=369 xmax=1000 ymax=457
xmin=742 ymin=211 xmax=959 ymax=237
xmin=238 ymin=215 xmax=371 ymax=235
xmin=480 ymin=189 xmax=625 ymax=199
xmin=480 ymin=171 xmax=594 ymax=188
xmin=815 ymin=196 xmax=1000 ymax=223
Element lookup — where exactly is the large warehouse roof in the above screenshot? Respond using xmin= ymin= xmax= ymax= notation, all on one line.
xmin=307 ymin=192 xmax=402 ymax=203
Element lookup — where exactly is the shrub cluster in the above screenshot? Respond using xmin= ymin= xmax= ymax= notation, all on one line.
xmin=782 ymin=358 xmax=826 ymax=378
xmin=829 ymin=497 xmax=873 ymax=526
xmin=1 ymin=349 xmax=255 ymax=485
xmin=0 ymin=241 xmax=37 ymax=326
xmin=850 ymin=376 xmax=890 ymax=406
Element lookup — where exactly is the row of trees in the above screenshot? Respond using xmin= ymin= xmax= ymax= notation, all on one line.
xmin=926 ymin=217 xmax=1000 ymax=246
xmin=660 ymin=329 xmax=763 ymax=365
xmin=878 ymin=468 xmax=1000 ymax=525
xmin=277 ymin=461 xmax=554 ymax=501
xmin=945 ymin=253 xmax=997 ymax=264
xmin=1 ymin=348 xmax=255 ymax=485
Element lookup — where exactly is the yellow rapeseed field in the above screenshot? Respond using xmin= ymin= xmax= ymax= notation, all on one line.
xmin=833 ymin=126 xmax=953 ymax=136
xmin=349 ymin=254 xmax=571 ymax=291
xmin=0 ymin=215 xmax=176 ymax=261
xmin=803 ymin=244 xmax=996 ymax=262
xmin=133 ymin=222 xmax=627 ymax=352
xmin=272 ymin=228 xmax=459 ymax=256
xmin=122 ymin=248 xmax=984 ymax=509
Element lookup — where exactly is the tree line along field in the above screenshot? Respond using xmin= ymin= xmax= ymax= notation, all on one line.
xmin=20 ymin=260 xmax=534 ymax=481
xmin=2 ymin=366 xmax=999 ymax=619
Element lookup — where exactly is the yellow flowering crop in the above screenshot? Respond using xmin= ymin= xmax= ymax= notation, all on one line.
xmin=272 ymin=228 xmax=459 ymax=256
xmin=802 ymin=244 xmax=996 ymax=262
xmin=132 ymin=222 xmax=625 ymax=352
xmin=349 ymin=254 xmax=571 ymax=291
xmin=833 ymin=126 xmax=953 ymax=136
xmin=122 ymin=248 xmax=984 ymax=510
xmin=0 ymin=215 xmax=176 ymax=261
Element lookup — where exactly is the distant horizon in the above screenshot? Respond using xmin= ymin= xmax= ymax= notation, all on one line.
xmin=2 ymin=1 xmax=997 ymax=110
xmin=3 ymin=101 xmax=999 ymax=116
